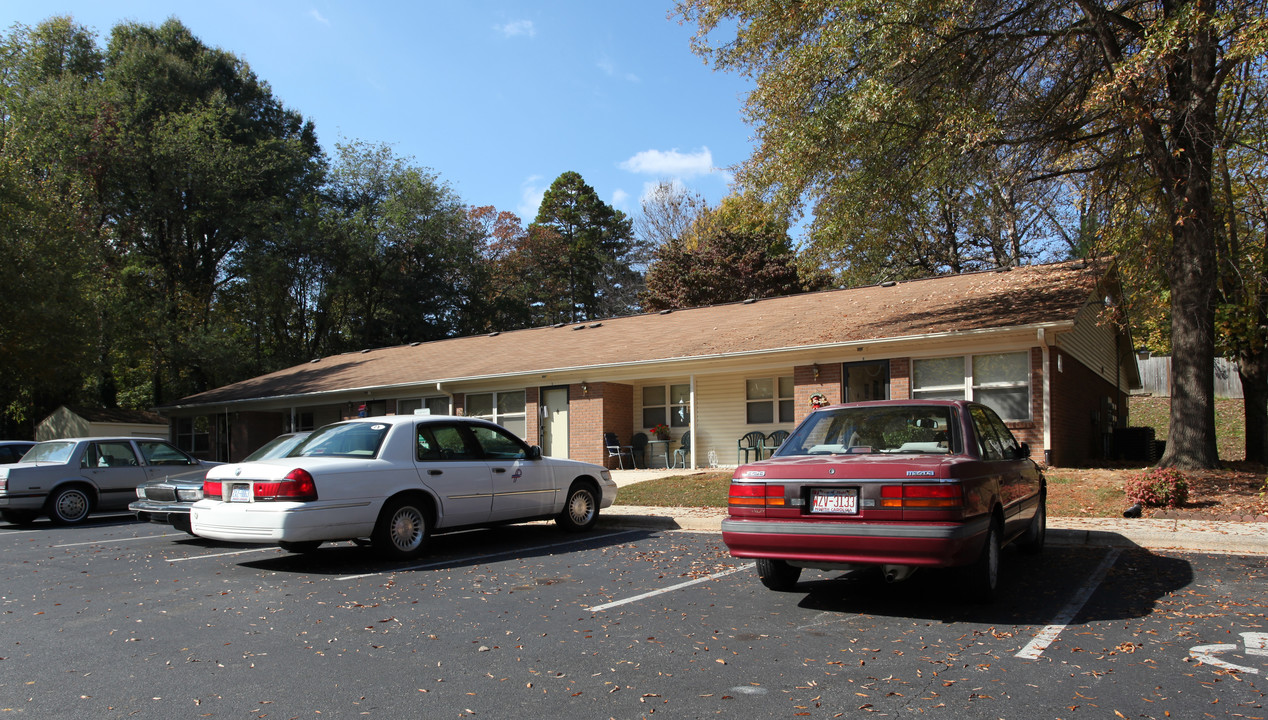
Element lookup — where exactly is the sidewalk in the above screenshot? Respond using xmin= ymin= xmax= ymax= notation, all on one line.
xmin=597 ymin=505 xmax=1268 ymax=555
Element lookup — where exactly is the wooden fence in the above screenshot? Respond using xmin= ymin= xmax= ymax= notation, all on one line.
xmin=1135 ymin=357 xmax=1244 ymax=399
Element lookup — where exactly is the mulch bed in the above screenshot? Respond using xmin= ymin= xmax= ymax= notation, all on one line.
xmin=1140 ymin=466 xmax=1268 ymax=522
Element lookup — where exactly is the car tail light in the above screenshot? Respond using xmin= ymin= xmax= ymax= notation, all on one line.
xmin=729 ymin=483 xmax=785 ymax=507
xmin=203 ymin=479 xmax=223 ymax=499
xmin=880 ymin=484 xmax=962 ymax=509
xmin=253 ymin=468 xmax=318 ymax=502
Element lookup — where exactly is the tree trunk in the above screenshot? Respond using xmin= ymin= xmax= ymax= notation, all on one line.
xmin=1239 ymin=352 xmax=1268 ymax=465
xmin=1155 ymin=0 xmax=1221 ymax=470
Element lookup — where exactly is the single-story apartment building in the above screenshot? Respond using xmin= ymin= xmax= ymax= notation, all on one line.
xmin=157 ymin=258 xmax=1139 ymax=468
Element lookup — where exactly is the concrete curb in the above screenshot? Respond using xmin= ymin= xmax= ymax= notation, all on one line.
xmin=597 ymin=506 xmax=1268 ymax=555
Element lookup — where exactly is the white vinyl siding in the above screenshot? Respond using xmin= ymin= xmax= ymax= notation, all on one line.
xmin=635 ymin=370 xmax=796 ymax=467
xmin=1058 ymin=301 xmax=1128 ymax=388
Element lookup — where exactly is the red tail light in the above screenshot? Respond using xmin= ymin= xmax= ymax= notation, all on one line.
xmin=729 ymin=483 xmax=785 ymax=507
xmin=253 ymin=468 xmax=318 ymax=502
xmin=880 ymin=484 xmax=962 ymax=509
xmin=203 ymin=478 xmax=223 ymax=499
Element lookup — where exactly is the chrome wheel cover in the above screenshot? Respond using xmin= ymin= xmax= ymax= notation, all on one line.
xmin=388 ymin=505 xmax=425 ymax=551
xmin=567 ymin=490 xmax=596 ymax=526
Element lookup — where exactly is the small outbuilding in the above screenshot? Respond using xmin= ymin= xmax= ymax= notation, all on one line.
xmin=36 ymin=406 xmax=170 ymax=442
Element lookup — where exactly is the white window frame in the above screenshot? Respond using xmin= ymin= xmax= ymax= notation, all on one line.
xmin=745 ymin=376 xmax=795 ymax=425
xmin=466 ymin=390 xmax=527 ymax=438
xmin=911 ymin=351 xmax=1032 ymax=422
xmin=642 ymin=383 xmax=691 ymax=429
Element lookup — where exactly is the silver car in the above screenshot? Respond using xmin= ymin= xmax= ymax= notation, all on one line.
xmin=0 ymin=437 xmax=219 ymax=525
xmin=132 ymin=432 xmax=309 ymax=534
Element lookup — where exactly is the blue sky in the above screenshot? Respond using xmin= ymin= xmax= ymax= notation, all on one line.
xmin=2 ymin=1 xmax=754 ymax=223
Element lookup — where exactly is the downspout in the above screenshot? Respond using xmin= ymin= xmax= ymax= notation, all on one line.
xmin=1038 ymin=328 xmax=1051 ymax=465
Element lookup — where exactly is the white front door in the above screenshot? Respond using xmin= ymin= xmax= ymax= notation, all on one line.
xmin=540 ymin=387 xmax=569 ymax=459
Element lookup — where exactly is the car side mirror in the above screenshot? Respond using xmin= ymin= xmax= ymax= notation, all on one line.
xmin=527 ymin=445 xmax=543 ymax=460
xmin=1016 ymin=442 xmax=1031 ymax=458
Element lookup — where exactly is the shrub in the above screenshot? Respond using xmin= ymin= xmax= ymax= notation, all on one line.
xmin=1123 ymin=468 xmax=1190 ymax=508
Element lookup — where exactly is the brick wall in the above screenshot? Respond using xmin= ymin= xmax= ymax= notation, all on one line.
xmin=1047 ymin=348 xmax=1127 ymax=466
xmin=524 ymin=386 xmax=541 ymax=447
xmin=230 ymin=411 xmax=284 ymax=462
xmin=567 ymin=382 xmax=634 ymax=467
xmin=793 ymin=363 xmax=842 ymax=424
xmin=1002 ymin=347 xmax=1044 ymax=459
xmin=889 ymin=357 xmax=910 ymax=399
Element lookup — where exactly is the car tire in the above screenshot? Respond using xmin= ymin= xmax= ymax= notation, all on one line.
xmin=1017 ymin=497 xmax=1046 ymax=555
xmin=756 ymin=558 xmax=802 ymax=591
xmin=1 ymin=509 xmax=38 ymax=525
xmin=962 ymin=518 xmax=1001 ymax=603
xmin=556 ymin=482 xmax=598 ymax=532
xmin=372 ymin=496 xmax=429 ymax=560
xmin=171 ymin=515 xmax=197 ymax=536
xmin=279 ymin=540 xmax=323 ymax=553
xmin=47 ymin=486 xmax=92 ymax=525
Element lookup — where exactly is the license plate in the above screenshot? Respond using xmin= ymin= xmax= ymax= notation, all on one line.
xmin=229 ymin=485 xmax=252 ymax=503
xmin=811 ymin=488 xmax=858 ymax=514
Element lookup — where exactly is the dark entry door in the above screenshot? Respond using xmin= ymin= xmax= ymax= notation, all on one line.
xmin=842 ymin=360 xmax=890 ymax=403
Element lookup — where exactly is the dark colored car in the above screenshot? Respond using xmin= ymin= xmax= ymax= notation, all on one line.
xmin=131 ymin=432 xmax=310 ymax=534
xmin=0 ymin=441 xmax=36 ymax=465
xmin=721 ymin=399 xmax=1046 ymax=601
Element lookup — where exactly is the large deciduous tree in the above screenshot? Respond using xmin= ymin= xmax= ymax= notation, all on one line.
xmin=642 ymin=194 xmax=829 ymax=310
xmin=677 ymin=0 xmax=1268 ymax=469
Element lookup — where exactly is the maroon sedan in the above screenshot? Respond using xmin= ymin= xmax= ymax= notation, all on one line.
xmin=721 ymin=399 xmax=1046 ymax=601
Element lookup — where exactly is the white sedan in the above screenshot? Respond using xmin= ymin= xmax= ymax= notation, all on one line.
xmin=190 ymin=415 xmax=617 ymax=559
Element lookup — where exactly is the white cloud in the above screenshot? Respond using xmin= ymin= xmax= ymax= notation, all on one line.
xmin=309 ymin=9 xmax=331 ymax=25
xmin=619 ymin=147 xmax=715 ymax=178
xmin=611 ymin=188 xmax=631 ymax=210
xmin=518 ymin=175 xmax=546 ymax=219
xmin=598 ymin=55 xmax=640 ymax=83
xmin=495 ymin=20 xmax=536 ymax=38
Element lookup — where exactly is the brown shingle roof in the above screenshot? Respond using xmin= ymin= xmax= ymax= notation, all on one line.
xmin=65 ymin=405 xmax=168 ymax=425
xmin=167 ymin=259 xmax=1110 ymax=407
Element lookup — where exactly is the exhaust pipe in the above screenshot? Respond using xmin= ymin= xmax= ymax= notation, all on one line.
xmin=882 ymin=565 xmax=917 ymax=583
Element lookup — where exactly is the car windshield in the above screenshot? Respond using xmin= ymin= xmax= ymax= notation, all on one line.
xmin=21 ymin=441 xmax=76 ymax=464
xmin=776 ymin=405 xmax=958 ymax=456
xmin=291 ymin=423 xmax=388 ymax=458
xmin=242 ymin=433 xmax=310 ymax=462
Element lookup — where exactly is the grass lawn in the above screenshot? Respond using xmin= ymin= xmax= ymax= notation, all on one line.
xmin=614 ymin=396 xmax=1265 ymax=519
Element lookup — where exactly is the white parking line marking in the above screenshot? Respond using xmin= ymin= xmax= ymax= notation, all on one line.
xmin=167 ymin=547 xmax=280 ymax=562
xmin=337 ymin=529 xmax=644 ymax=580
xmin=54 ymin=532 xmax=185 ymax=547
xmin=588 ymin=563 xmax=755 ymax=613
xmin=1016 ymin=548 xmax=1121 ymax=660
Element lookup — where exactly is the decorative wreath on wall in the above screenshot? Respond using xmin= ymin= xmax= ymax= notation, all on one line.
xmin=809 ymin=393 xmax=830 ymax=409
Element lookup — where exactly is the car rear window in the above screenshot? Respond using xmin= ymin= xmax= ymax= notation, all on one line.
xmin=776 ymin=406 xmax=958 ymax=456
xmin=293 ymin=422 xmax=389 ymax=458
xmin=21 ymin=441 xmax=76 ymax=464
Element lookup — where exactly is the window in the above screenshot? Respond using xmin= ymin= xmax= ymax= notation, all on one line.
xmin=416 ymin=423 xmax=472 ymax=461
xmin=466 ymin=390 xmax=527 ymax=439
xmin=398 ymin=396 xmax=450 ymax=416
xmin=470 ymin=424 xmax=530 ymax=460
xmin=81 ymin=441 xmax=139 ymax=468
xmin=746 ymin=376 xmax=794 ymax=424
xmin=972 ymin=352 xmax=1031 ymax=422
xmin=136 ymin=441 xmax=197 ymax=466
xmin=911 ymin=351 xmax=1031 ymax=421
xmin=175 ymin=417 xmax=210 ymax=454
xmin=642 ymin=384 xmax=690 ymax=430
